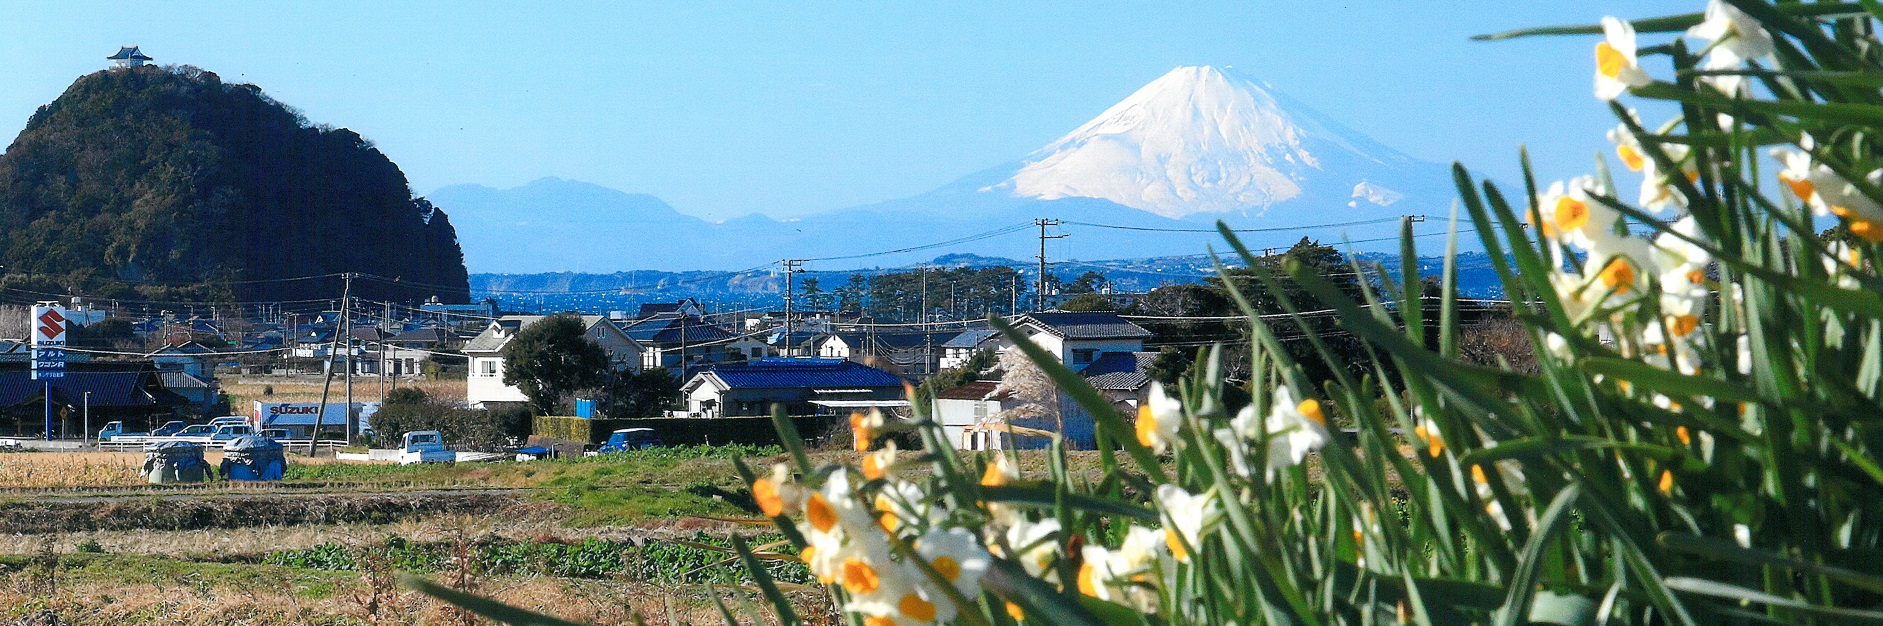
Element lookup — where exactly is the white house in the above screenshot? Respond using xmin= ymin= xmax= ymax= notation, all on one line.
xmin=939 ymin=329 xmax=998 ymax=370
xmin=992 ymin=312 xmax=1151 ymax=368
xmin=932 ymin=381 xmax=1010 ymax=450
xmin=933 ymin=312 xmax=1154 ymax=451
xmin=463 ymin=315 xmax=644 ymax=408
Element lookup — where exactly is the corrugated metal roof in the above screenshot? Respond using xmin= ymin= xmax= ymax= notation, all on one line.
xmin=1021 ymin=312 xmax=1152 ymax=340
xmin=706 ymin=358 xmax=903 ymax=390
xmin=942 ymin=329 xmax=999 ymax=349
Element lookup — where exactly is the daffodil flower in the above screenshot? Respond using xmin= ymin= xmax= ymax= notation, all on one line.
xmin=914 ymin=527 xmax=990 ymax=597
xmin=1537 ymin=176 xmax=1620 ymax=249
xmin=1263 ymin=386 xmax=1331 ymax=476
xmin=1638 ymin=144 xmax=1696 ymax=214
xmin=1137 ymin=382 xmax=1183 ymax=453
xmin=1003 ymin=517 xmax=1062 ymax=581
xmin=1595 ymin=17 xmax=1652 ymax=100
xmin=1412 ymin=406 xmax=1444 ymax=458
xmin=1687 ymin=0 xmax=1774 ymax=60
xmin=1156 ymin=485 xmax=1215 ymax=563
xmin=862 ymin=440 xmax=898 ymax=481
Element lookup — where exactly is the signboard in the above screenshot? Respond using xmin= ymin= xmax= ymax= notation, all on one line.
xmin=253 ymin=401 xmax=376 ymax=434
xmin=30 ymin=304 xmax=66 ymax=380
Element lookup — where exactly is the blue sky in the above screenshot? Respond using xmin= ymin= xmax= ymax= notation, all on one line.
xmin=1 ymin=1 xmax=1695 ymax=221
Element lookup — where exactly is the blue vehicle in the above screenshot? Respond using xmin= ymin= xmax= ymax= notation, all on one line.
xmin=598 ymin=428 xmax=663 ymax=453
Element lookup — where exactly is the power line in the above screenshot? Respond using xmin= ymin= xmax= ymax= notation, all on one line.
xmin=1061 ymin=216 xmax=1412 ymax=233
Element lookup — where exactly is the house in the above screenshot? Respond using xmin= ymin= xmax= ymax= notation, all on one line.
xmin=149 ymin=342 xmax=219 ymax=378
xmin=814 ymin=331 xmax=954 ymax=378
xmin=636 ymin=299 xmax=705 ymax=320
xmin=622 ymin=315 xmax=764 ymax=370
xmin=995 ymin=312 xmax=1151 ymax=368
xmin=939 ymin=329 xmax=999 ymax=370
xmin=767 ymin=329 xmax=826 ymax=358
xmin=932 ymin=381 xmax=1011 ymax=450
xmin=463 ymin=315 xmax=645 ymax=408
xmin=158 ymin=371 xmax=219 ymax=412
xmin=933 ymin=319 xmax=1157 ymax=451
xmin=0 ymin=362 xmax=189 ymax=437
xmin=680 ymin=358 xmax=905 ymax=418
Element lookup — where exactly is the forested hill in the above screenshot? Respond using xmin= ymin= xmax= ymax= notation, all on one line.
xmin=0 ymin=64 xmax=469 ymax=303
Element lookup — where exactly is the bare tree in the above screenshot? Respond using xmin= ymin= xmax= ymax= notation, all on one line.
xmin=0 ymin=305 xmax=29 ymax=341
xmin=986 ymin=347 xmax=1061 ymax=445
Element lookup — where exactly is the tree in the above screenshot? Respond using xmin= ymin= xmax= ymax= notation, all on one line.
xmin=1060 ymin=293 xmax=1116 ymax=311
xmin=1064 ymin=271 xmax=1108 ymax=295
xmin=800 ymin=277 xmax=829 ymax=312
xmin=501 ymin=315 xmax=609 ymax=414
xmin=836 ymin=273 xmax=869 ymax=314
xmin=604 ymin=367 xmax=683 ymax=418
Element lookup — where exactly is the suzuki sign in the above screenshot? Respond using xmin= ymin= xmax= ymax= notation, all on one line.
xmin=30 ymin=304 xmax=66 ymax=381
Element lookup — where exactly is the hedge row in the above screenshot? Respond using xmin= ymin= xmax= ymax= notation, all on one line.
xmin=531 ymin=415 xmax=842 ymax=447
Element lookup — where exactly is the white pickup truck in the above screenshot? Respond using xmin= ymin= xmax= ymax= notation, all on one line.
xmin=397 ymin=430 xmax=455 ymax=465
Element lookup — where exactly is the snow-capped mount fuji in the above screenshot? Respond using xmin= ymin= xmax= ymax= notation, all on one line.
xmin=435 ymin=66 xmax=1457 ymax=272
xmin=993 ymin=65 xmax=1439 ymax=220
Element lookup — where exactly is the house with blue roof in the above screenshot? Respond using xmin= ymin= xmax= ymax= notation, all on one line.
xmin=680 ymin=358 xmax=906 ymax=418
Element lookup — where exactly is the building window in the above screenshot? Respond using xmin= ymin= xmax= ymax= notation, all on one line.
xmin=479 ymin=359 xmax=498 ymax=376
xmin=1072 ymin=349 xmax=1098 ymax=364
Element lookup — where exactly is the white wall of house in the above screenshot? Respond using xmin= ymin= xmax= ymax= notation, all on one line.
xmin=996 ymin=330 xmax=1143 ymax=369
xmin=726 ymin=337 xmax=770 ymax=361
xmin=817 ymin=336 xmax=856 ymax=359
xmin=467 ymin=355 xmax=528 ymax=406
xmin=934 ymin=397 xmax=1005 ymax=450
xmin=684 ymin=378 xmax=727 ymax=417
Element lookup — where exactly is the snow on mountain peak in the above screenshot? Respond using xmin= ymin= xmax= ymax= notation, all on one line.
xmin=997 ymin=65 xmax=1419 ymax=219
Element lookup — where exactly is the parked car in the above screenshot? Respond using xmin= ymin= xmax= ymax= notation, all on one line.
xmin=598 ymin=428 xmax=664 ymax=453
xmin=151 ymin=421 xmax=188 ymax=437
xmin=209 ymin=416 xmax=250 ymax=428
xmin=0 ymin=438 xmax=21 ymax=450
xmin=175 ymin=424 xmax=254 ymax=445
xmin=99 ymin=421 xmax=145 ymax=442
xmin=398 ymin=430 xmax=455 ymax=465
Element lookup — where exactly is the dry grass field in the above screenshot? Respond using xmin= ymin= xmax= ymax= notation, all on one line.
xmin=221 ymin=375 xmax=467 ymax=407
xmin=0 ymin=451 xmax=359 ymax=489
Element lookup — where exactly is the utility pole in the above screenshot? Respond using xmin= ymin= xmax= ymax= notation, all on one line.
xmin=344 ymin=290 xmax=355 ymax=445
xmin=781 ymin=260 xmax=804 ymax=357
xmin=310 ymin=273 xmax=352 ymax=455
xmin=919 ymin=264 xmax=928 ymax=329
xmin=1035 ymin=219 xmax=1066 ymax=312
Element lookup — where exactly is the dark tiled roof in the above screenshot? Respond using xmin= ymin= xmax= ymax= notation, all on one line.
xmin=390 ymin=327 xmax=451 ymax=344
xmin=107 ymin=46 xmax=152 ymax=61
xmin=152 ymin=341 xmax=217 ymax=355
xmin=1080 ymin=351 xmax=1158 ymax=391
xmin=622 ymin=316 xmax=735 ymax=345
xmin=942 ymin=329 xmax=999 ymax=349
xmin=0 ymin=370 xmax=187 ymax=408
xmin=705 ymin=358 xmax=903 ymax=390
xmin=637 ymin=300 xmax=698 ymax=318
xmin=1020 ymin=312 xmax=1151 ymax=340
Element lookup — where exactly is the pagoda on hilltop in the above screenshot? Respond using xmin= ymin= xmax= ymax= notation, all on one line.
xmin=106 ymin=46 xmax=152 ymax=68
